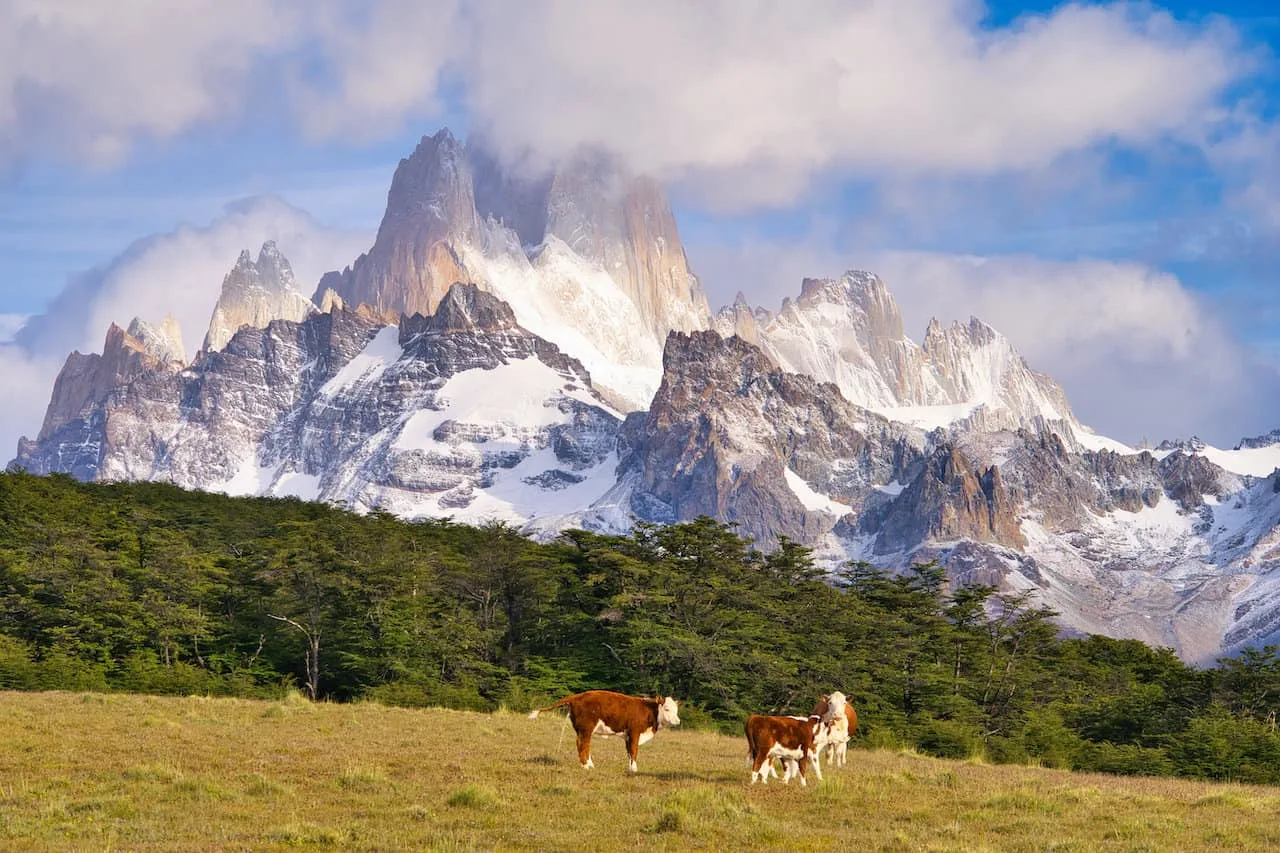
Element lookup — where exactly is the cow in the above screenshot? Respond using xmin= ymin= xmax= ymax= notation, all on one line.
xmin=745 ymin=714 xmax=824 ymax=786
xmin=812 ymin=691 xmax=857 ymax=768
xmin=528 ymin=690 xmax=680 ymax=772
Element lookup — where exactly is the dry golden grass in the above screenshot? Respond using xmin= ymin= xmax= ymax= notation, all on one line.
xmin=2 ymin=690 xmax=1280 ymax=851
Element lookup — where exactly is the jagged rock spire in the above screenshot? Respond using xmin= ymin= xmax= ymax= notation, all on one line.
xmin=203 ymin=241 xmax=314 ymax=353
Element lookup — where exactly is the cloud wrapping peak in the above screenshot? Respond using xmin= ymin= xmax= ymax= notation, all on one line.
xmin=468 ymin=1 xmax=1242 ymax=197
xmin=0 ymin=1 xmax=1249 ymax=204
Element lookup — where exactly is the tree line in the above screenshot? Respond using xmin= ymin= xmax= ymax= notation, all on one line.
xmin=1 ymin=471 xmax=1278 ymax=783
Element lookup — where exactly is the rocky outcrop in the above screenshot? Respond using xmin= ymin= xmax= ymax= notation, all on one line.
xmin=1238 ymin=430 xmax=1280 ymax=450
xmin=868 ymin=446 xmax=1025 ymax=553
xmin=203 ymin=242 xmax=315 ymax=352
xmin=31 ymin=322 xmax=180 ymax=451
xmin=127 ymin=316 xmax=185 ymax=364
xmin=316 ymin=129 xmax=479 ymax=320
xmin=1159 ymin=450 xmax=1231 ymax=509
xmin=617 ymin=330 xmax=924 ymax=547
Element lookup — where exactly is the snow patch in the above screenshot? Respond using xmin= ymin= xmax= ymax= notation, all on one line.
xmin=319 ymin=325 xmax=401 ymax=396
xmin=875 ymin=402 xmax=980 ymax=431
xmin=784 ymin=468 xmax=852 ymax=516
xmin=273 ymin=470 xmax=322 ymax=501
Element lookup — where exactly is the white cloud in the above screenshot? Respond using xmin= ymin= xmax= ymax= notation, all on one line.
xmin=287 ymin=0 xmax=464 ymax=141
xmin=2 ymin=197 xmax=370 ymax=461
xmin=0 ymin=314 xmax=28 ymax=342
xmin=0 ymin=0 xmax=305 ymax=167
xmin=464 ymin=1 xmax=1247 ymax=204
xmin=0 ymin=1 xmax=1254 ymax=207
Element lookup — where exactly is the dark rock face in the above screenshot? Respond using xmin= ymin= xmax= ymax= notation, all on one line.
xmin=1238 ymin=430 xmax=1280 ymax=450
xmin=869 ymin=446 xmax=1025 ymax=553
xmin=620 ymin=330 xmax=925 ymax=548
xmin=1159 ymin=450 xmax=1229 ymax=509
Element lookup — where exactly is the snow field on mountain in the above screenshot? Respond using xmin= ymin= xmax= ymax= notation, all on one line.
xmin=393 ymin=357 xmax=616 ymax=452
xmin=462 ymin=238 xmax=662 ymax=412
xmin=319 ymin=325 xmax=402 ymax=396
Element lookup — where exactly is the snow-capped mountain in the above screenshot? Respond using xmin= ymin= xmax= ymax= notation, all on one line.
xmin=714 ymin=271 xmax=1085 ymax=440
xmin=17 ymin=283 xmax=622 ymax=525
xmin=14 ymin=126 xmax=1280 ymax=662
xmin=315 ymin=129 xmax=710 ymax=411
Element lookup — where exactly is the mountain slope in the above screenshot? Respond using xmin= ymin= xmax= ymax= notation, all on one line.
xmin=16 ymin=285 xmax=622 ymax=526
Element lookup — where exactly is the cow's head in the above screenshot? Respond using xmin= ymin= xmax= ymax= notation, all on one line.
xmin=658 ymin=696 xmax=680 ymax=728
xmin=823 ymin=691 xmax=848 ymax=721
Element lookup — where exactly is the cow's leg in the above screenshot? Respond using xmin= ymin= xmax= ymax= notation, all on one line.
xmin=625 ymin=730 xmax=639 ymax=773
xmin=752 ymin=754 xmax=769 ymax=784
xmin=797 ymin=756 xmax=809 ymax=787
xmin=809 ymin=749 xmax=823 ymax=781
xmin=576 ymin=728 xmax=594 ymax=769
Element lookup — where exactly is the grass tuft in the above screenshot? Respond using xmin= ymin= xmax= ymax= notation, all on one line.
xmin=336 ymin=766 xmax=391 ymax=793
xmin=649 ymin=810 xmax=683 ymax=833
xmin=446 ymin=784 xmax=500 ymax=809
xmin=268 ymin=822 xmax=340 ymax=846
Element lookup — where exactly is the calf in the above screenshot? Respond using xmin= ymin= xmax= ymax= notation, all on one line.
xmin=529 ymin=690 xmax=680 ymax=772
xmin=745 ymin=714 xmax=824 ymax=786
xmin=812 ymin=691 xmax=857 ymax=768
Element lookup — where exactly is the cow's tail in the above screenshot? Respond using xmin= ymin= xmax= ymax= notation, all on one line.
xmin=528 ymin=695 xmax=575 ymax=720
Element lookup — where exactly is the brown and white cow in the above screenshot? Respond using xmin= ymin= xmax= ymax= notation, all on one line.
xmin=529 ymin=690 xmax=680 ymax=772
xmin=745 ymin=714 xmax=824 ymax=786
xmin=812 ymin=691 xmax=857 ymax=768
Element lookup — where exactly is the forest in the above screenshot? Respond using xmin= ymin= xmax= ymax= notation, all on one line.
xmin=1 ymin=470 xmax=1278 ymax=784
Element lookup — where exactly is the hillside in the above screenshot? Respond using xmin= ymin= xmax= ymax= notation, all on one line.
xmin=2 ymin=692 xmax=1278 ymax=851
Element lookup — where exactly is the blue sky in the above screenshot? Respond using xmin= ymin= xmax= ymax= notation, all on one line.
xmin=2 ymin=0 xmax=1280 ymax=446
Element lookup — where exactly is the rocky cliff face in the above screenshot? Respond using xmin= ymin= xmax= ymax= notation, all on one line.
xmin=316 ymin=129 xmax=479 ymax=321
xmin=29 ymin=322 xmax=182 ymax=456
xmin=127 ymin=316 xmax=185 ymax=364
xmin=203 ymin=242 xmax=315 ymax=352
xmin=609 ymin=329 xmax=926 ymax=548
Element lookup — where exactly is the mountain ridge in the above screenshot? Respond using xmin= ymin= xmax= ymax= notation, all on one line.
xmin=13 ymin=126 xmax=1280 ymax=663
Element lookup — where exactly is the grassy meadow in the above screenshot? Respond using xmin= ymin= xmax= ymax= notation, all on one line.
xmin=2 ymin=691 xmax=1279 ymax=852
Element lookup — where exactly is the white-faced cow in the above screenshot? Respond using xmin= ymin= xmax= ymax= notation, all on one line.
xmin=529 ymin=690 xmax=680 ymax=772
xmin=812 ymin=691 xmax=857 ymax=768
xmin=745 ymin=714 xmax=824 ymax=786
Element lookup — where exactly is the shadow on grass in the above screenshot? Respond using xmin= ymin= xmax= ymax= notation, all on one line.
xmin=643 ymin=770 xmax=740 ymax=784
